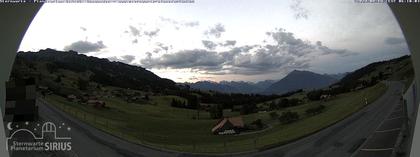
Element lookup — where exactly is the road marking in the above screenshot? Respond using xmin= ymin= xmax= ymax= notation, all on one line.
xmin=391 ymin=109 xmax=403 ymax=113
xmin=385 ymin=116 xmax=404 ymax=121
xmin=360 ymin=148 xmax=393 ymax=151
xmin=375 ymin=128 xmax=401 ymax=133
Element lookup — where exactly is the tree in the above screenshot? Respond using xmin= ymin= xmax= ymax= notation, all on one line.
xmin=278 ymin=111 xmax=300 ymax=124
xmin=241 ymin=103 xmax=257 ymax=115
xmin=55 ymin=76 xmax=61 ymax=83
xmin=307 ymin=90 xmax=323 ymax=101
xmin=305 ymin=105 xmax=326 ymax=116
xmin=144 ymin=94 xmax=150 ymax=100
xmin=378 ymin=71 xmax=384 ymax=80
xmin=188 ymin=95 xmax=200 ymax=119
xmin=46 ymin=63 xmax=58 ymax=73
xmin=209 ymin=104 xmax=223 ymax=119
xmin=269 ymin=101 xmax=277 ymax=110
xmin=170 ymin=98 xmax=186 ymax=108
xmin=251 ymin=119 xmax=264 ymax=129
xmin=269 ymin=111 xmax=279 ymax=120
xmin=77 ymin=78 xmax=89 ymax=90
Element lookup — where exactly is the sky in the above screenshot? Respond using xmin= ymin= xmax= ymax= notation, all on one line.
xmin=18 ymin=0 xmax=409 ymax=83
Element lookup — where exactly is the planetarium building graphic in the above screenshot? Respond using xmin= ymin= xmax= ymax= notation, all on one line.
xmin=6 ymin=122 xmax=72 ymax=151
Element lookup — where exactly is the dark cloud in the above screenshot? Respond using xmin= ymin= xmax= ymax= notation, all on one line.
xmin=266 ymin=28 xmax=353 ymax=57
xmin=384 ymin=37 xmax=406 ymax=45
xmin=64 ymin=40 xmax=106 ymax=53
xmin=141 ymin=28 xmax=353 ymax=75
xmin=204 ymin=23 xmax=225 ymax=38
xmin=108 ymin=55 xmax=136 ymax=64
xmin=202 ymin=40 xmax=218 ymax=50
xmin=316 ymin=41 xmax=355 ymax=56
xmin=141 ymin=49 xmax=224 ymax=70
xmin=141 ymin=46 xmax=308 ymax=75
xmin=290 ymin=0 xmax=309 ymax=20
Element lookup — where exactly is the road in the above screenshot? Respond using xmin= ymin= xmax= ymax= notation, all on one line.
xmin=37 ymin=81 xmax=404 ymax=157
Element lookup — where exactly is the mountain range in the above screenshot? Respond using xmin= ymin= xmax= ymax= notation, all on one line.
xmin=186 ymin=71 xmax=347 ymax=94
xmin=263 ymin=70 xmax=340 ymax=94
xmin=16 ymin=48 xmax=410 ymax=96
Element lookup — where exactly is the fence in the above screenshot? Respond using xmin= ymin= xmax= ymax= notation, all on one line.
xmin=38 ymin=97 xmax=264 ymax=154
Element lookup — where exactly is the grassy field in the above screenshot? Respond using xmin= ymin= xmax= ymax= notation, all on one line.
xmin=44 ymin=82 xmax=388 ymax=153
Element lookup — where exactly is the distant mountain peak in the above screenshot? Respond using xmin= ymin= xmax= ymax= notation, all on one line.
xmin=265 ymin=70 xmax=338 ymax=94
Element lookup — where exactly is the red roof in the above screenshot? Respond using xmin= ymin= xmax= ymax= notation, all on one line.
xmin=211 ymin=116 xmax=244 ymax=133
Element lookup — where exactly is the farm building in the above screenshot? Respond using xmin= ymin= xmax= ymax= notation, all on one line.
xmin=67 ymin=94 xmax=77 ymax=102
xmin=211 ymin=116 xmax=244 ymax=135
xmin=87 ymin=100 xmax=106 ymax=108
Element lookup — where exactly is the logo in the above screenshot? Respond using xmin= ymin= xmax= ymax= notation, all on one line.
xmin=6 ymin=121 xmax=72 ymax=152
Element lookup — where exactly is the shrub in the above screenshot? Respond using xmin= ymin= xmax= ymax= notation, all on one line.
xmin=251 ymin=119 xmax=264 ymax=129
xmin=305 ymin=105 xmax=326 ymax=116
xmin=278 ymin=111 xmax=300 ymax=124
xmin=209 ymin=104 xmax=224 ymax=119
xmin=269 ymin=111 xmax=279 ymax=120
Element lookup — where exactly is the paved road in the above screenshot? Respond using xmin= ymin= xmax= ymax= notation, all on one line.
xmin=353 ymin=99 xmax=405 ymax=157
xmin=37 ymin=81 xmax=404 ymax=157
xmin=38 ymin=99 xmax=176 ymax=157
xmin=236 ymin=81 xmax=404 ymax=157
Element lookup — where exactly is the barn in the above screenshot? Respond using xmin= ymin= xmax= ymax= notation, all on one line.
xmin=211 ymin=116 xmax=244 ymax=135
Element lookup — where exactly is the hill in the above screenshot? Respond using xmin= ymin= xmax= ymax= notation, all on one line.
xmin=264 ymin=70 xmax=338 ymax=94
xmin=335 ymin=55 xmax=413 ymax=90
xmin=12 ymin=49 xmax=176 ymax=92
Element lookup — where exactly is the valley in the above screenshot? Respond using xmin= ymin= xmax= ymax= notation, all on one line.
xmin=9 ymin=49 xmax=414 ymax=154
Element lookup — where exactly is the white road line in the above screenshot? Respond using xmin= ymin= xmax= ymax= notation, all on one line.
xmin=360 ymin=148 xmax=394 ymax=151
xmin=385 ymin=116 xmax=404 ymax=121
xmin=391 ymin=109 xmax=403 ymax=113
xmin=375 ymin=128 xmax=401 ymax=133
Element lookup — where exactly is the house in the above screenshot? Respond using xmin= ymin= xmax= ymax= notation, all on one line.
xmin=200 ymin=103 xmax=216 ymax=111
xmin=320 ymin=94 xmax=331 ymax=101
xmin=37 ymin=85 xmax=49 ymax=91
xmin=67 ymin=94 xmax=77 ymax=102
xmin=87 ymin=100 xmax=106 ymax=108
xmin=211 ymin=116 xmax=244 ymax=135
xmin=231 ymin=105 xmax=242 ymax=112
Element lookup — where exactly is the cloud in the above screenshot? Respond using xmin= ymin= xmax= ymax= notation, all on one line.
xmin=141 ymin=49 xmax=224 ymax=70
xmin=126 ymin=25 xmax=160 ymax=39
xmin=64 ymin=40 xmax=106 ymax=53
xmin=132 ymin=39 xmax=138 ymax=44
xmin=159 ymin=16 xmax=199 ymax=29
xmin=155 ymin=42 xmax=170 ymax=52
xmin=202 ymin=40 xmax=218 ymax=50
xmin=290 ymin=0 xmax=309 ymax=20
xmin=266 ymin=28 xmax=354 ymax=57
xmin=144 ymin=28 xmax=160 ymax=38
xmin=184 ymin=21 xmax=200 ymax=27
xmin=108 ymin=55 xmax=136 ymax=64
xmin=128 ymin=25 xmax=141 ymax=37
xmin=384 ymin=37 xmax=406 ymax=45
xmin=141 ymin=28 xmax=353 ymax=75
xmin=221 ymin=40 xmax=237 ymax=47
xmin=80 ymin=27 xmax=87 ymax=31
xmin=204 ymin=23 xmax=225 ymax=38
